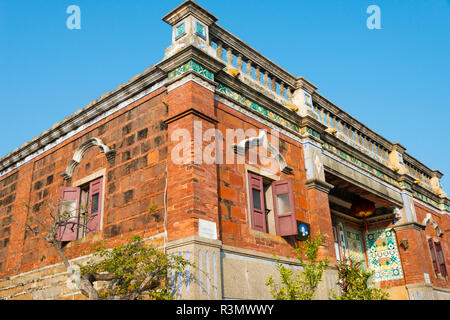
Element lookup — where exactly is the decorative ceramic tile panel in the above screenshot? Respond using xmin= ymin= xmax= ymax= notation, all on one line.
xmin=195 ymin=21 xmax=207 ymax=40
xmin=175 ymin=22 xmax=186 ymax=39
xmin=365 ymin=229 xmax=403 ymax=281
xmin=168 ymin=60 xmax=214 ymax=81
xmin=346 ymin=229 xmax=366 ymax=270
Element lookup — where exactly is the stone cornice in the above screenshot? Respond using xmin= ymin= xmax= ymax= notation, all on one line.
xmin=391 ymin=142 xmax=406 ymax=155
xmin=0 ymin=66 xmax=167 ymax=176
xmin=166 ymin=235 xmax=223 ymax=251
xmin=392 ymin=222 xmax=426 ymax=232
xmin=164 ymin=108 xmax=218 ymax=125
xmin=162 ymin=0 xmax=218 ymax=27
xmin=321 ymin=130 xmax=401 ymax=185
xmin=296 ymin=77 xmax=318 ymax=93
xmin=304 ymin=178 xmax=334 ymax=194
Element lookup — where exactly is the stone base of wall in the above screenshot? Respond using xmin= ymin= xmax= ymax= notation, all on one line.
xmin=0 ymin=260 xmax=86 ymax=300
xmin=2 ymin=235 xmax=449 ymax=300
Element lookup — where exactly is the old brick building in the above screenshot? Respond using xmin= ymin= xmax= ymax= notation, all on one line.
xmin=0 ymin=1 xmax=448 ymax=300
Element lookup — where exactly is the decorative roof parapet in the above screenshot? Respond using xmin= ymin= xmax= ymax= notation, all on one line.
xmin=209 ymin=23 xmax=297 ymax=90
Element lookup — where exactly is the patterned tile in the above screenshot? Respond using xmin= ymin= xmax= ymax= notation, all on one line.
xmin=323 ymin=143 xmax=400 ymax=188
xmin=346 ymin=229 xmax=366 ymax=270
xmin=168 ymin=60 xmax=214 ymax=81
xmin=365 ymin=229 xmax=403 ymax=281
xmin=216 ymin=83 xmax=300 ymax=134
xmin=175 ymin=22 xmax=186 ymax=39
xmin=195 ymin=21 xmax=207 ymax=40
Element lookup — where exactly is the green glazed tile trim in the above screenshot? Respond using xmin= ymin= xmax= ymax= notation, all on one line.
xmin=412 ymin=190 xmax=439 ymax=208
xmin=300 ymin=127 xmax=321 ymax=139
xmin=168 ymin=60 xmax=214 ymax=81
xmin=323 ymin=143 xmax=400 ymax=187
xmin=400 ymin=181 xmax=412 ymax=190
xmin=217 ymin=83 xmax=301 ymax=134
xmin=323 ymin=142 xmax=446 ymax=211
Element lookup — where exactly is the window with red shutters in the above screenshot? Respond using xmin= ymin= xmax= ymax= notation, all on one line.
xmin=248 ymin=172 xmax=267 ymax=233
xmin=428 ymin=238 xmax=440 ymax=275
xmin=58 ymin=177 xmax=104 ymax=242
xmin=272 ymin=179 xmax=297 ymax=236
xmin=86 ymin=177 xmax=103 ymax=236
xmin=58 ymin=187 xmax=81 ymax=242
xmin=435 ymin=241 xmax=448 ymax=278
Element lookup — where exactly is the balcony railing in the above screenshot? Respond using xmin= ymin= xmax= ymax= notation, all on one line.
xmin=208 ymin=21 xmax=440 ymax=194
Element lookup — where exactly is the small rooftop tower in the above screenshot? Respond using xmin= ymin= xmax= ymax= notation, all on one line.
xmin=162 ymin=0 xmax=218 ymax=59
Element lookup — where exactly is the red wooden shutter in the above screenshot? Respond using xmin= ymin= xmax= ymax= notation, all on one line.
xmin=86 ymin=177 xmax=103 ymax=235
xmin=248 ymin=172 xmax=266 ymax=233
xmin=435 ymin=241 xmax=447 ymax=277
xmin=272 ymin=179 xmax=297 ymax=236
xmin=428 ymin=238 xmax=440 ymax=275
xmin=57 ymin=187 xmax=81 ymax=241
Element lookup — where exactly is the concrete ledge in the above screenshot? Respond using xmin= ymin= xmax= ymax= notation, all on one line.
xmin=392 ymin=222 xmax=426 ymax=232
xmin=305 ymin=178 xmax=334 ymax=194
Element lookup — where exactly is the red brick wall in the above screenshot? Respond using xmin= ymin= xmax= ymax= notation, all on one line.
xmin=307 ymin=188 xmax=335 ymax=262
xmin=165 ymin=81 xmax=219 ymax=242
xmin=414 ymin=202 xmax=449 ymax=288
xmin=0 ymin=87 xmax=169 ymax=277
xmin=215 ymin=100 xmax=311 ymax=259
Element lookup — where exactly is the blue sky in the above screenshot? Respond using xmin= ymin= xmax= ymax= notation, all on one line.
xmin=0 ymin=0 xmax=449 ymax=190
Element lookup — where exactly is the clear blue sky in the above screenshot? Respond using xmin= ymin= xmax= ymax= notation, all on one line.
xmin=0 ymin=1 xmax=449 ymax=191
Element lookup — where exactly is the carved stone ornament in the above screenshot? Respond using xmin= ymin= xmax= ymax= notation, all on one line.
xmin=422 ymin=213 xmax=443 ymax=237
xmin=61 ymin=137 xmax=116 ymax=180
xmin=231 ymin=131 xmax=293 ymax=175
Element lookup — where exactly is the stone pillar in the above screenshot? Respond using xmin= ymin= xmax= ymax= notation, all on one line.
xmin=300 ymin=129 xmax=336 ymax=263
xmin=430 ymin=170 xmax=447 ymax=198
xmin=388 ymin=142 xmax=408 ymax=174
xmin=160 ymin=36 xmax=226 ymax=298
xmin=393 ymin=222 xmax=435 ymax=298
xmin=393 ymin=173 xmax=439 ymax=299
xmin=165 ymin=76 xmax=219 ymax=243
xmin=291 ymin=77 xmax=319 ymax=119
xmin=305 ymin=179 xmax=336 ymax=263
xmin=159 ymin=1 xmax=229 ymax=299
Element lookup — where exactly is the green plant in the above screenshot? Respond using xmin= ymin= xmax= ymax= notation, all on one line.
xmin=80 ymin=235 xmax=189 ymax=300
xmin=331 ymin=258 xmax=390 ymax=300
xmin=266 ymin=234 xmax=329 ymax=300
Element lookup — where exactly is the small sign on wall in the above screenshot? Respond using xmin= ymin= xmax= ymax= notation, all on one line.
xmin=198 ymin=219 xmax=217 ymax=240
xmin=424 ymin=273 xmax=430 ymax=284
xmin=295 ymin=220 xmax=310 ymax=241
